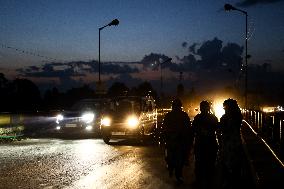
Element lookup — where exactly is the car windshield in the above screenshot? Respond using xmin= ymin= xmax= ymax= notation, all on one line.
xmin=109 ymin=98 xmax=141 ymax=115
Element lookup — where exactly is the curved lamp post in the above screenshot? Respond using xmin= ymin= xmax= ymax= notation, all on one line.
xmin=224 ymin=4 xmax=248 ymax=109
xmin=98 ymin=19 xmax=119 ymax=83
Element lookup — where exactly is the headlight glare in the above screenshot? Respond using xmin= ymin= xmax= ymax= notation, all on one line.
xmin=127 ymin=116 xmax=139 ymax=128
xmin=101 ymin=117 xmax=111 ymax=126
xmin=56 ymin=114 xmax=64 ymax=124
xmin=85 ymin=125 xmax=93 ymax=131
xmin=82 ymin=113 xmax=95 ymax=123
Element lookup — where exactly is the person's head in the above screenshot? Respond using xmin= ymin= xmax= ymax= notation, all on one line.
xmin=172 ymin=98 xmax=182 ymax=111
xmin=223 ymin=98 xmax=239 ymax=113
xmin=200 ymin=100 xmax=210 ymax=114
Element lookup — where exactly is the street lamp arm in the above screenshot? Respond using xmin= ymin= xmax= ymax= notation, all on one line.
xmin=236 ymin=8 xmax=247 ymax=15
xmin=99 ymin=19 xmax=119 ymax=30
xmin=224 ymin=4 xmax=247 ymax=15
xmin=99 ymin=25 xmax=108 ymax=31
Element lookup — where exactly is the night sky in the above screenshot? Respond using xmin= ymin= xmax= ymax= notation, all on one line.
xmin=0 ymin=0 xmax=284 ymax=93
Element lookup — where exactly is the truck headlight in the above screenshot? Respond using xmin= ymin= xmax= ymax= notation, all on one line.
xmin=127 ymin=116 xmax=139 ymax=128
xmin=82 ymin=113 xmax=95 ymax=123
xmin=56 ymin=114 xmax=64 ymax=124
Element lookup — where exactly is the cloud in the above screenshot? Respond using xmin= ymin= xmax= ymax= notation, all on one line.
xmin=189 ymin=43 xmax=198 ymax=54
xmin=17 ymin=60 xmax=139 ymax=78
xmin=196 ymin=37 xmax=223 ymax=70
xmin=236 ymin=0 xmax=283 ymax=7
xmin=107 ymin=73 xmax=143 ymax=88
xmin=14 ymin=38 xmax=246 ymax=94
xmin=140 ymin=53 xmax=172 ymax=70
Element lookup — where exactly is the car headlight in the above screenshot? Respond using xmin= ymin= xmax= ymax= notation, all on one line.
xmin=56 ymin=114 xmax=64 ymax=124
xmin=101 ymin=117 xmax=111 ymax=126
xmin=82 ymin=113 xmax=95 ymax=123
xmin=85 ymin=125 xmax=93 ymax=131
xmin=127 ymin=116 xmax=139 ymax=128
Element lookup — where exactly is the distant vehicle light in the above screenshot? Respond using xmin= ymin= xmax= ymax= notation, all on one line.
xmin=56 ymin=114 xmax=64 ymax=124
xmin=213 ymin=102 xmax=225 ymax=120
xmin=56 ymin=126 xmax=61 ymax=130
xmin=262 ymin=106 xmax=284 ymax=113
xmin=127 ymin=116 xmax=139 ymax=128
xmin=82 ymin=112 xmax=95 ymax=123
xmin=101 ymin=117 xmax=111 ymax=126
xmin=85 ymin=125 xmax=93 ymax=131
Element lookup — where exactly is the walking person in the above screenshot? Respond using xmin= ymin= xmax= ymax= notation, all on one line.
xmin=218 ymin=98 xmax=244 ymax=189
xmin=192 ymin=100 xmax=219 ymax=188
xmin=162 ymin=98 xmax=193 ymax=184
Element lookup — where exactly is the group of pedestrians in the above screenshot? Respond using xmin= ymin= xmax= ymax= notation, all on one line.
xmin=161 ymin=98 xmax=244 ymax=188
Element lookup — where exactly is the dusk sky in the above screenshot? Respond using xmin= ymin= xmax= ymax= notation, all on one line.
xmin=0 ymin=0 xmax=284 ymax=92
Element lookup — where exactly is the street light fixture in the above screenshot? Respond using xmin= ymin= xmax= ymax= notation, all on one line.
xmin=224 ymin=3 xmax=248 ymax=109
xmin=98 ymin=19 xmax=119 ymax=83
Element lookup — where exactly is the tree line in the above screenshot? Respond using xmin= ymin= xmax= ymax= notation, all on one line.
xmin=0 ymin=73 xmax=159 ymax=113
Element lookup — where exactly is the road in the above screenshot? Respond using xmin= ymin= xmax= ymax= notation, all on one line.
xmin=0 ymin=138 xmax=197 ymax=189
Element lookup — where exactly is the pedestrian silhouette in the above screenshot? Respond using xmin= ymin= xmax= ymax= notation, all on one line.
xmin=192 ymin=100 xmax=218 ymax=188
xmin=162 ymin=98 xmax=192 ymax=184
xmin=218 ymin=98 xmax=244 ymax=189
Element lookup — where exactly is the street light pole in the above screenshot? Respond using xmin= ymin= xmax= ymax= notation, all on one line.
xmin=160 ymin=58 xmax=172 ymax=95
xmin=99 ymin=28 xmax=101 ymax=83
xmin=224 ymin=4 xmax=248 ymax=109
xmin=160 ymin=58 xmax=172 ymax=109
xmin=98 ymin=19 xmax=119 ymax=84
xmin=245 ymin=12 xmax=248 ymax=109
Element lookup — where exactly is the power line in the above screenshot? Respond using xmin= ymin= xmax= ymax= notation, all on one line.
xmin=0 ymin=43 xmax=142 ymax=65
xmin=0 ymin=43 xmax=62 ymax=62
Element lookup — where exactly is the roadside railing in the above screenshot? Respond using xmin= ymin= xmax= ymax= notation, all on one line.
xmin=0 ymin=113 xmax=24 ymax=139
xmin=0 ymin=111 xmax=57 ymax=139
xmin=242 ymin=109 xmax=284 ymax=160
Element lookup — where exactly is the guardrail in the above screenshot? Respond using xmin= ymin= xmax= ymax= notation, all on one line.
xmin=0 ymin=113 xmax=24 ymax=139
xmin=242 ymin=109 xmax=284 ymax=160
xmin=0 ymin=112 xmax=57 ymax=139
xmin=241 ymin=120 xmax=284 ymax=189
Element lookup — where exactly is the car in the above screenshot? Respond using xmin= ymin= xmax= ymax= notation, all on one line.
xmin=100 ymin=95 xmax=158 ymax=144
xmin=54 ymin=98 xmax=109 ymax=137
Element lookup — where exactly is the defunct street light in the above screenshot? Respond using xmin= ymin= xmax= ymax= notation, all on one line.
xmin=224 ymin=4 xmax=248 ymax=109
xmin=98 ymin=19 xmax=119 ymax=83
xmin=160 ymin=58 xmax=172 ymax=109
xmin=160 ymin=58 xmax=172 ymax=95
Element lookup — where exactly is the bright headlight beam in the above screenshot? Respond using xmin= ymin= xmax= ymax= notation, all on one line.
xmin=56 ymin=114 xmax=64 ymax=124
xmin=213 ymin=102 xmax=225 ymax=120
xmin=82 ymin=113 xmax=95 ymax=123
xmin=85 ymin=126 xmax=93 ymax=131
xmin=127 ymin=116 xmax=139 ymax=128
xmin=101 ymin=117 xmax=111 ymax=126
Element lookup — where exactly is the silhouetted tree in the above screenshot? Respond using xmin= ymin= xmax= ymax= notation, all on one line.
xmin=0 ymin=73 xmax=10 ymax=111
xmin=107 ymin=82 xmax=129 ymax=97
xmin=63 ymin=85 xmax=95 ymax=108
xmin=43 ymin=87 xmax=62 ymax=110
xmin=10 ymin=78 xmax=42 ymax=112
xmin=130 ymin=81 xmax=158 ymax=99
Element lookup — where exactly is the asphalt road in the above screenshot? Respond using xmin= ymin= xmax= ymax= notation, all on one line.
xmin=0 ymin=138 xmax=197 ymax=189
